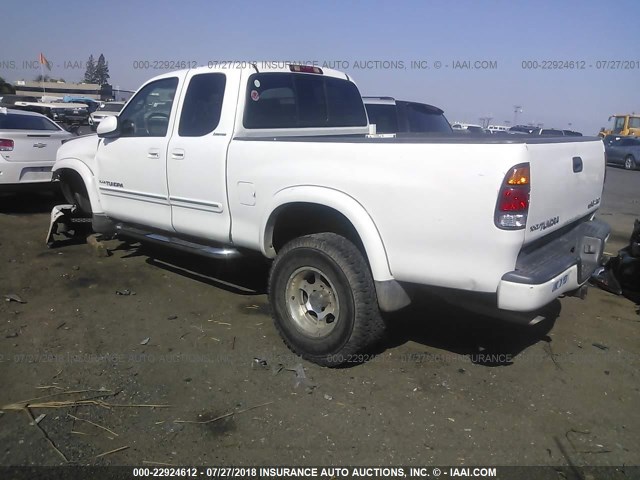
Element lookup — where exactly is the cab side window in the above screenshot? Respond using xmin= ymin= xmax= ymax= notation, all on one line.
xmin=178 ymin=73 xmax=226 ymax=137
xmin=118 ymin=77 xmax=178 ymax=137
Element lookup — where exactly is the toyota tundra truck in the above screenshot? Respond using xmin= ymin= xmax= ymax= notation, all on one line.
xmin=52 ymin=64 xmax=609 ymax=366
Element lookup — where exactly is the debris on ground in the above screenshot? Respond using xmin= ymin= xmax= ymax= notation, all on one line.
xmin=4 ymin=294 xmax=26 ymax=304
xmin=140 ymin=337 xmax=150 ymax=345
xmin=324 ymin=394 xmax=333 ymax=401
xmin=33 ymin=414 xmax=46 ymax=425
xmin=286 ymin=363 xmax=316 ymax=390
xmin=116 ymin=289 xmax=136 ymax=296
xmin=87 ymin=234 xmax=110 ymax=258
xmin=592 ymin=343 xmax=609 ymax=351
xmin=95 ymin=445 xmax=129 ymax=458
xmin=167 ymin=315 xmax=178 ymax=320
xmin=174 ymin=401 xmax=272 ymax=426
xmin=252 ymin=357 xmax=268 ymax=369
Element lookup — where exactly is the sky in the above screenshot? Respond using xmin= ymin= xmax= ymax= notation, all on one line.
xmin=2 ymin=0 xmax=639 ymax=134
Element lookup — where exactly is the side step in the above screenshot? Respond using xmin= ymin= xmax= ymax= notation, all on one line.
xmin=115 ymin=224 xmax=241 ymax=260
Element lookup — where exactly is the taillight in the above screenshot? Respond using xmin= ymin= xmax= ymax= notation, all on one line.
xmin=495 ymin=163 xmax=530 ymax=230
xmin=0 ymin=139 xmax=14 ymax=151
xmin=289 ymin=65 xmax=323 ymax=74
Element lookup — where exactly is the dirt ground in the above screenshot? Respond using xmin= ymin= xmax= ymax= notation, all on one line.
xmin=0 ymin=186 xmax=639 ymax=470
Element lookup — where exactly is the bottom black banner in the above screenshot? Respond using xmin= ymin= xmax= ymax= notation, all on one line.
xmin=0 ymin=465 xmax=636 ymax=480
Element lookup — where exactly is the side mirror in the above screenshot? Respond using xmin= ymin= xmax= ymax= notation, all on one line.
xmin=97 ymin=115 xmax=119 ymax=138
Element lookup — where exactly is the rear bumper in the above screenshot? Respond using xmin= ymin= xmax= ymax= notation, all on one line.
xmin=0 ymin=160 xmax=55 ymax=185
xmin=497 ymin=218 xmax=610 ymax=311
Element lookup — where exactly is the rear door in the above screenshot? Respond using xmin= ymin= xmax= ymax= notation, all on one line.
xmin=166 ymin=70 xmax=239 ymax=242
xmin=524 ymin=139 xmax=606 ymax=243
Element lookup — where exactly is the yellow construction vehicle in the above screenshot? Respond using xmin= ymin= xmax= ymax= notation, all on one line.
xmin=599 ymin=114 xmax=640 ymax=137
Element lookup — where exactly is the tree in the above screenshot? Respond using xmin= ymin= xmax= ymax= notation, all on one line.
xmin=0 ymin=76 xmax=15 ymax=94
xmin=95 ymin=54 xmax=110 ymax=85
xmin=84 ymin=54 xmax=96 ymax=83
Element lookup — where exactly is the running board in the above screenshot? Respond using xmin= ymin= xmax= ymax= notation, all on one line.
xmin=115 ymin=224 xmax=241 ymax=259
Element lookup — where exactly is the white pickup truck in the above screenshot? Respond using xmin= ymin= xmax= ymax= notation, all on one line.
xmin=53 ymin=64 xmax=609 ymax=366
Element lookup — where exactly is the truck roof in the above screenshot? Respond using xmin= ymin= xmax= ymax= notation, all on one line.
xmin=168 ymin=63 xmax=352 ymax=81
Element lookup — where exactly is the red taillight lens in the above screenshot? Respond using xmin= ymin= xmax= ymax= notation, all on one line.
xmin=0 ymin=139 xmax=14 ymax=151
xmin=498 ymin=187 xmax=529 ymax=211
xmin=495 ymin=163 xmax=530 ymax=230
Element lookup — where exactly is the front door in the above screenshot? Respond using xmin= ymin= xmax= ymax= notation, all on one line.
xmin=95 ymin=73 xmax=185 ymax=231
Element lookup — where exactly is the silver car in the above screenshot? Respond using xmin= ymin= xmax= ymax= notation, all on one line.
xmin=0 ymin=108 xmax=73 ymax=189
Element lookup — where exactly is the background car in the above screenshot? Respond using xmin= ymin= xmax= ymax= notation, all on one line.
xmin=89 ymin=101 xmax=125 ymax=131
xmin=604 ymin=135 xmax=640 ymax=170
xmin=363 ymin=97 xmax=452 ymax=134
xmin=563 ymin=129 xmax=583 ymax=136
xmin=0 ymin=107 xmax=73 ymax=189
xmin=508 ymin=125 xmax=537 ymax=134
xmin=0 ymin=94 xmax=40 ymax=106
xmin=530 ymin=128 xmax=565 ymax=136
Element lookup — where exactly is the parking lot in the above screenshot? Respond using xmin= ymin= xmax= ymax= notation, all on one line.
xmin=0 ymin=165 xmax=638 ymax=468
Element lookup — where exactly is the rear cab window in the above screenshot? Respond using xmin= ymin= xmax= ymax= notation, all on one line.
xmin=243 ymin=73 xmax=367 ymax=129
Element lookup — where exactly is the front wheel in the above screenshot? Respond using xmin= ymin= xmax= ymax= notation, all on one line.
xmin=268 ymin=233 xmax=386 ymax=367
xmin=624 ymin=155 xmax=637 ymax=170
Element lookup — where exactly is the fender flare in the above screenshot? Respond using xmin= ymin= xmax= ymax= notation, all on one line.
xmin=53 ymin=159 xmax=104 ymax=214
xmin=261 ymin=186 xmax=393 ymax=282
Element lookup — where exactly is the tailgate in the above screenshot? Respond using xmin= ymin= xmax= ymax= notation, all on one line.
xmin=525 ymin=139 xmax=605 ymax=243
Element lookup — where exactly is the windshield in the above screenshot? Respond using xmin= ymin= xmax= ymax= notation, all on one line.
xmin=613 ymin=116 xmax=625 ymax=132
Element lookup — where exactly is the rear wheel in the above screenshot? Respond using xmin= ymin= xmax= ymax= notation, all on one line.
xmin=624 ymin=155 xmax=637 ymax=170
xmin=269 ymin=233 xmax=386 ymax=367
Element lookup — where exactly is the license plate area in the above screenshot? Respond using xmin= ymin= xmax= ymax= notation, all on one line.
xmin=577 ymin=235 xmax=604 ymax=283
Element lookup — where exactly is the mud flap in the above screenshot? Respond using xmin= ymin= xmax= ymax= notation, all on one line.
xmin=45 ymin=204 xmax=79 ymax=247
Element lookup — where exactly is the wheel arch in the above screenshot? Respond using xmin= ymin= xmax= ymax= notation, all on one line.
xmin=53 ymin=159 xmax=103 ymax=214
xmin=261 ymin=186 xmax=393 ymax=282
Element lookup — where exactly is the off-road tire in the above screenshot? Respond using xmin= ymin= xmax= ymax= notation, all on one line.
xmin=268 ymin=232 xmax=386 ymax=367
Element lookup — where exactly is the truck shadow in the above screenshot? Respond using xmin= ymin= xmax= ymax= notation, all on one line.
xmin=0 ymin=189 xmax=64 ymax=214
xmin=381 ymin=291 xmax=560 ymax=367
xmin=109 ymin=240 xmax=561 ymax=366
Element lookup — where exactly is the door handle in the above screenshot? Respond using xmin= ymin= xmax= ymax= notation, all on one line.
xmin=171 ymin=149 xmax=185 ymax=160
xmin=147 ymin=148 xmax=160 ymax=159
xmin=572 ymin=156 xmax=583 ymax=173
